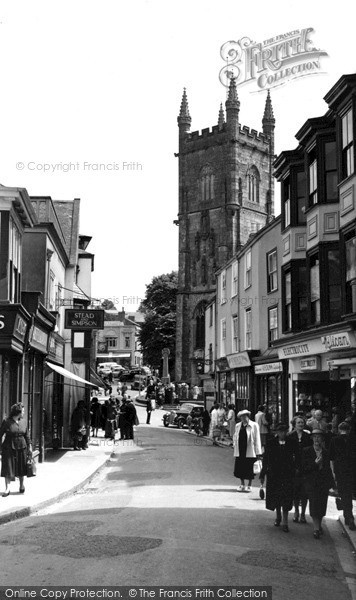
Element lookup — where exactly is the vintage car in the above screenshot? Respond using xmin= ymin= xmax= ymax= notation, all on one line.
xmin=162 ymin=403 xmax=204 ymax=429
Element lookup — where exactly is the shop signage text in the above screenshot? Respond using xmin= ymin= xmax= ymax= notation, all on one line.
xmin=321 ymin=332 xmax=353 ymax=351
xmin=300 ymin=356 xmax=320 ymax=371
xmin=65 ymin=310 xmax=104 ymax=330
xmin=254 ymin=362 xmax=282 ymax=374
xmin=227 ymin=352 xmax=251 ymax=368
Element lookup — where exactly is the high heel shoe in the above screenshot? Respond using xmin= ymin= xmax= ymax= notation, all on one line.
xmin=19 ymin=487 xmax=25 ymax=494
xmin=2 ymin=491 xmax=10 ymax=497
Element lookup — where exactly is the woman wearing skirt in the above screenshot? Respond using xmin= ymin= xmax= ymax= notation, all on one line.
xmin=233 ymin=409 xmax=262 ymax=492
xmin=0 ymin=403 xmax=32 ymax=496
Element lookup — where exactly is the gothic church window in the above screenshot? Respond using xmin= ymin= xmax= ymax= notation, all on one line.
xmin=200 ymin=165 xmax=215 ymax=201
xmin=247 ymin=165 xmax=260 ymax=203
xmin=194 ymin=301 xmax=207 ymax=349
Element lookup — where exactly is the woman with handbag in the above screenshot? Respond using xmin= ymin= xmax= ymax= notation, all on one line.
xmin=233 ymin=409 xmax=262 ymax=492
xmin=302 ymin=428 xmax=334 ymax=539
xmin=0 ymin=402 xmax=32 ymax=496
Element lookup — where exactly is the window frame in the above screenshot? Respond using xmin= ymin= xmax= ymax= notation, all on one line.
xmin=268 ymin=306 xmax=278 ymax=345
xmin=244 ymin=249 xmax=252 ymax=289
xmin=267 ymin=249 xmax=278 ymax=293
xmin=245 ymin=308 xmax=252 ymax=350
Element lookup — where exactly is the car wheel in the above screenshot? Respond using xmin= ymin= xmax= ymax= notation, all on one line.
xmin=163 ymin=421 xmax=169 ymax=427
xmin=177 ymin=419 xmax=184 ymax=429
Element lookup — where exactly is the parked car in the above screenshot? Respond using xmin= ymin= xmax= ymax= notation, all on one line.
xmin=97 ymin=362 xmax=117 ymax=376
xmin=131 ymin=374 xmax=146 ymax=390
xmin=162 ymin=404 xmax=204 ymax=428
xmin=111 ymin=365 xmax=125 ymax=377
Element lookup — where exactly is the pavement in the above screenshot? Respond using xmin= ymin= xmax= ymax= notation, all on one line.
xmin=0 ymin=402 xmax=355 ymax=559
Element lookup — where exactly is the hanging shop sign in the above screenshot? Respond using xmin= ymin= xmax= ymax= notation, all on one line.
xmin=65 ymin=309 xmax=104 ymax=330
xmin=254 ymin=361 xmax=283 ymax=374
xmin=227 ymin=352 xmax=251 ymax=369
xmin=29 ymin=325 xmax=49 ymax=354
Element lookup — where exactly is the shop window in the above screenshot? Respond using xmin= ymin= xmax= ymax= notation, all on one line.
xmin=268 ymin=306 xmax=278 ymax=345
xmin=342 ymin=108 xmax=354 ymax=180
xmin=267 ymin=250 xmax=277 ymax=292
xmin=324 ymin=141 xmax=338 ymax=202
xmin=327 ymin=249 xmax=342 ymax=322
xmin=221 ymin=318 xmax=226 ymax=356
xmin=308 ymin=153 xmax=318 ymax=206
xmin=245 ymin=308 xmax=252 ymax=350
xmin=310 ymin=254 xmax=320 ymax=324
xmin=232 ymin=315 xmax=239 ymax=352
xmin=296 ymin=171 xmax=306 ymax=224
xmin=245 ymin=250 xmax=252 ymax=289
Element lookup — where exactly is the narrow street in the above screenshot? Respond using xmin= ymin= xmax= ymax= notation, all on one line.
xmin=0 ymin=406 xmax=354 ymax=599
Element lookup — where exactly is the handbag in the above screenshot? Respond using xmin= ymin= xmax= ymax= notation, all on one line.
xmin=259 ymin=485 xmax=265 ymax=500
xmin=335 ymin=496 xmax=343 ymax=511
xmin=253 ymin=459 xmax=262 ymax=475
xmin=26 ymin=456 xmax=37 ymax=478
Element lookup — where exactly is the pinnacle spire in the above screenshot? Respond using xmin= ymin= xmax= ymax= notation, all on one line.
xmin=218 ymin=103 xmax=225 ymax=130
xmin=263 ymin=89 xmax=275 ymax=124
xmin=178 ymin=88 xmax=191 ymax=119
xmin=225 ymin=77 xmax=240 ymax=108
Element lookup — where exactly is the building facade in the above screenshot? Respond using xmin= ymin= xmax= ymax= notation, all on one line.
xmin=175 ymin=79 xmax=276 ymax=386
xmin=96 ymin=308 xmax=142 ymax=369
xmin=274 ymin=73 xmax=356 ymax=419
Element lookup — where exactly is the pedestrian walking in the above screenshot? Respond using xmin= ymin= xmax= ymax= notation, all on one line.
xmin=209 ymin=403 xmax=220 ymax=445
xmin=105 ymin=398 xmax=118 ymax=440
xmin=120 ymin=398 xmax=136 ymax=440
xmin=255 ymin=405 xmax=270 ymax=448
xmin=302 ymin=429 xmax=334 ymax=539
xmin=227 ymin=404 xmax=236 ymax=439
xmin=0 ymin=403 xmax=32 ymax=496
xmin=146 ymin=398 xmax=153 ymax=424
xmin=330 ymin=421 xmax=356 ymax=531
xmin=90 ymin=397 xmax=102 ymax=437
xmin=202 ymin=409 xmax=211 ymax=436
xmin=260 ymin=423 xmax=297 ymax=532
xmin=288 ymin=416 xmax=312 ymax=523
xmin=233 ymin=409 xmax=262 ymax=493
xmin=71 ymin=400 xmax=87 ymax=450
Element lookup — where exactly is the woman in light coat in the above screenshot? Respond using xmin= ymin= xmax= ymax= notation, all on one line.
xmin=233 ymin=409 xmax=262 ymax=492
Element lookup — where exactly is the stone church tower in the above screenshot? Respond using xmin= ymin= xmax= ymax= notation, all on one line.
xmin=175 ymin=79 xmax=276 ymax=385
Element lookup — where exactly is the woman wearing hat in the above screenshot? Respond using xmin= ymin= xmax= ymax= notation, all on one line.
xmin=302 ymin=429 xmax=334 ymax=539
xmin=260 ymin=423 xmax=297 ymax=532
xmin=233 ymin=409 xmax=262 ymax=492
xmin=288 ymin=416 xmax=312 ymax=523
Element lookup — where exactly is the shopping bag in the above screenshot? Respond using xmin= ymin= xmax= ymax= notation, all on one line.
xmin=253 ymin=459 xmax=262 ymax=475
xmin=26 ymin=456 xmax=37 ymax=478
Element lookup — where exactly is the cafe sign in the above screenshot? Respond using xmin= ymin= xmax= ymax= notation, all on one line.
xmin=65 ymin=310 xmax=104 ymax=330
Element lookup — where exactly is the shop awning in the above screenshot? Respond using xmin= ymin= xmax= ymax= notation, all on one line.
xmin=45 ymin=361 xmax=97 ymax=387
xmin=90 ymin=368 xmax=107 ymax=388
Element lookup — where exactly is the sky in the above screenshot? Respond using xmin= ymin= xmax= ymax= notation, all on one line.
xmin=0 ymin=1 xmax=354 ymax=310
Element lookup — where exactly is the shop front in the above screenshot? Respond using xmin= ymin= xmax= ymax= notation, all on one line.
xmin=0 ymin=305 xmax=31 ymax=421
xmin=226 ymin=352 xmax=255 ymax=413
xmin=277 ymin=329 xmax=356 ymax=421
xmin=44 ymin=332 xmax=65 ymax=450
xmin=253 ymin=360 xmax=286 ymax=427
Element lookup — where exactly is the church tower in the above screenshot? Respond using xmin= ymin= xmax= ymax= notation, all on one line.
xmin=175 ymin=81 xmax=275 ymax=385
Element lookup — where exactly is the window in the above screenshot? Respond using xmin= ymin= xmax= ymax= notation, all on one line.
xmin=327 ymin=249 xmax=341 ymax=322
xmin=48 ymin=271 xmax=56 ymax=310
xmin=232 ymin=315 xmax=239 ymax=352
xmin=245 ymin=308 xmax=252 ymax=350
xmin=248 ymin=166 xmax=260 ymax=203
xmin=284 ymin=271 xmax=292 ymax=331
xmin=245 ymin=250 xmax=252 ymax=288
xmin=9 ymin=218 xmax=21 ymax=303
xmin=106 ymin=337 xmax=117 ymax=349
xmin=345 ymin=234 xmax=356 ymax=313
xmin=200 ymin=165 xmax=215 ymax=201
xmin=194 ymin=301 xmax=206 ymax=349
xmin=268 ymin=307 xmax=278 ymax=344
xmin=267 ymin=250 xmax=277 ymax=292
xmin=342 ymin=109 xmax=354 ymax=179
xmin=124 ymin=336 xmax=130 ymax=348
xmin=324 ymin=141 xmax=338 ymax=201
xmin=309 ymin=156 xmax=318 ymax=205
xmin=221 ymin=270 xmax=227 ymax=303
xmin=310 ymin=254 xmax=320 ymax=324
xmin=297 ymin=264 xmax=308 ymax=329
xmin=221 ymin=318 xmax=226 ymax=356
xmin=209 ymin=305 xmax=213 ymax=327
xmin=208 ymin=343 xmax=213 ymax=372
xmin=296 ymin=171 xmax=306 ymax=224
xmin=232 ymin=262 xmax=238 ymax=297
xmin=283 ymin=179 xmax=290 ymax=228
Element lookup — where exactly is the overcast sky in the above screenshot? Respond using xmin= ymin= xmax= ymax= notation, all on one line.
xmin=0 ymin=1 xmax=354 ymax=310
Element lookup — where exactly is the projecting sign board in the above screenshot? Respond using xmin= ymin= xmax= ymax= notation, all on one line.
xmin=65 ymin=310 xmax=105 ymax=330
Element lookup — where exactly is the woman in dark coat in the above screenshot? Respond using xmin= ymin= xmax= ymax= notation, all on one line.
xmin=288 ymin=416 xmax=312 ymax=523
xmin=0 ymin=403 xmax=32 ymax=496
xmin=90 ymin=397 xmax=102 ymax=437
xmin=302 ymin=429 xmax=334 ymax=539
xmin=104 ymin=399 xmax=118 ymax=440
xmin=260 ymin=423 xmax=297 ymax=532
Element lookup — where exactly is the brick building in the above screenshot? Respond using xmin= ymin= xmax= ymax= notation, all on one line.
xmin=175 ymin=78 xmax=276 ymax=385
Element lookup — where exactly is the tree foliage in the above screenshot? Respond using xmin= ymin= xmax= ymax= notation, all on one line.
xmin=138 ymin=272 xmax=178 ymax=373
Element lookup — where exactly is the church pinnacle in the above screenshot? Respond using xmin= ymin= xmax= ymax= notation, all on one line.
xmin=225 ymin=77 xmax=240 ymax=111
xmin=177 ymin=88 xmax=191 ymax=131
xmin=262 ymin=89 xmax=275 ymax=133
xmin=218 ymin=103 xmax=225 ymax=130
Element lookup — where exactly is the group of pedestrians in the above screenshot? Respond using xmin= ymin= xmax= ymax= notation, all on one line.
xmin=230 ymin=406 xmax=356 ymax=539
